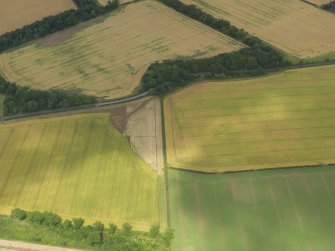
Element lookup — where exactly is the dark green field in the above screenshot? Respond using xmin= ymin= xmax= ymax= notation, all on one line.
xmin=169 ymin=165 xmax=335 ymax=251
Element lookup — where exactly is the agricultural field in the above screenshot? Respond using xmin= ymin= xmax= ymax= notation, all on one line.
xmin=0 ymin=113 xmax=165 ymax=230
xmin=169 ymin=165 xmax=335 ymax=251
xmin=165 ymin=65 xmax=335 ymax=172
xmin=0 ymin=94 xmax=5 ymax=117
xmin=0 ymin=0 xmax=76 ymax=35
xmin=124 ymin=98 xmax=164 ymax=175
xmin=0 ymin=1 xmax=242 ymax=99
xmin=181 ymin=0 xmax=335 ymax=58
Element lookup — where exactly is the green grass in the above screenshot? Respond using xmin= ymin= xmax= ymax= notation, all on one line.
xmin=0 ymin=216 xmax=86 ymax=250
xmin=0 ymin=113 xmax=164 ymax=230
xmin=169 ymin=165 xmax=335 ymax=251
xmin=164 ymin=65 xmax=335 ymax=172
xmin=0 ymin=94 xmax=5 ymax=116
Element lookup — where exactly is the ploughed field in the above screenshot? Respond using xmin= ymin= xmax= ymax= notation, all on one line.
xmin=0 ymin=113 xmax=165 ymax=230
xmin=169 ymin=165 xmax=335 ymax=251
xmin=181 ymin=0 xmax=335 ymax=58
xmin=0 ymin=1 xmax=242 ymax=99
xmin=0 ymin=0 xmax=76 ymax=35
xmin=165 ymin=65 xmax=335 ymax=172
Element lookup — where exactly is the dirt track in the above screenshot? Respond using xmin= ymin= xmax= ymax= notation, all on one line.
xmin=0 ymin=239 xmax=81 ymax=251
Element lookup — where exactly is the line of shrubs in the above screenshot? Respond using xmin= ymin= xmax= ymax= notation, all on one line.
xmin=139 ymin=0 xmax=289 ymax=95
xmin=0 ymin=0 xmax=119 ymax=52
xmin=0 ymin=75 xmax=97 ymax=116
xmin=11 ymin=208 xmax=173 ymax=250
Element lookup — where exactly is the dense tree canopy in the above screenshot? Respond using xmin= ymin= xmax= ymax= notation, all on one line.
xmin=322 ymin=0 xmax=335 ymax=12
xmin=10 ymin=208 xmax=172 ymax=251
xmin=138 ymin=0 xmax=290 ymax=95
xmin=0 ymin=75 xmax=97 ymax=116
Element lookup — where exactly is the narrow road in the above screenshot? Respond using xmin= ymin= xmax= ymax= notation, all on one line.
xmin=96 ymin=91 xmax=149 ymax=107
xmin=0 ymin=239 xmax=81 ymax=251
xmin=1 ymin=60 xmax=335 ymax=122
xmin=0 ymin=91 xmax=149 ymax=122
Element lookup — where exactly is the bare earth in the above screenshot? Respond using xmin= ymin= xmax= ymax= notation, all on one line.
xmin=0 ymin=239 xmax=81 ymax=251
xmin=109 ymin=98 xmax=164 ymax=175
xmin=125 ymin=98 xmax=164 ymax=175
xmin=0 ymin=0 xmax=76 ymax=35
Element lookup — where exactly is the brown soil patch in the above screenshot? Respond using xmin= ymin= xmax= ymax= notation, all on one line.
xmin=110 ymin=106 xmax=127 ymax=132
xmin=35 ymin=19 xmax=100 ymax=46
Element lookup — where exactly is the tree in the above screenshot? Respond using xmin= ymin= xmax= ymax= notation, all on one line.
xmin=163 ymin=228 xmax=174 ymax=245
xmin=108 ymin=223 xmax=117 ymax=235
xmin=43 ymin=212 xmax=62 ymax=227
xmin=122 ymin=223 xmax=132 ymax=237
xmin=93 ymin=221 xmax=104 ymax=232
xmin=87 ymin=231 xmax=102 ymax=246
xmin=11 ymin=208 xmax=27 ymax=221
xmin=149 ymin=224 xmax=160 ymax=238
xmin=72 ymin=217 xmax=85 ymax=229
xmin=26 ymin=100 xmax=39 ymax=112
xmin=27 ymin=211 xmax=45 ymax=225
xmin=63 ymin=219 xmax=72 ymax=229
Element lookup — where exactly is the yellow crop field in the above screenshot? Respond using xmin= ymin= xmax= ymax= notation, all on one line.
xmin=0 ymin=1 xmax=242 ymax=99
xmin=165 ymin=65 xmax=335 ymax=172
xmin=0 ymin=113 xmax=165 ymax=230
xmin=0 ymin=0 xmax=76 ymax=35
xmin=181 ymin=0 xmax=335 ymax=59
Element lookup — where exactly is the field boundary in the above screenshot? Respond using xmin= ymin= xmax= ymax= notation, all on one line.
xmin=159 ymin=97 xmax=172 ymax=233
xmin=3 ymin=61 xmax=335 ymax=123
xmin=169 ymin=163 xmax=335 ymax=175
xmin=0 ymin=92 xmax=149 ymax=123
xmin=163 ymin=61 xmax=335 ymax=101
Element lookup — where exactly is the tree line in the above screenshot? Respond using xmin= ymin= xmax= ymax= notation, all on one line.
xmin=0 ymin=0 xmax=119 ymax=52
xmin=139 ymin=0 xmax=290 ymax=95
xmin=11 ymin=208 xmax=173 ymax=251
xmin=0 ymin=75 xmax=97 ymax=116
xmin=322 ymin=0 xmax=335 ymax=12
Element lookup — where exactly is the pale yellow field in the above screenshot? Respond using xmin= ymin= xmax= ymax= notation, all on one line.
xmin=0 ymin=1 xmax=242 ymax=99
xmin=165 ymin=65 xmax=335 ymax=172
xmin=0 ymin=113 xmax=166 ymax=230
xmin=181 ymin=0 xmax=335 ymax=59
xmin=0 ymin=0 xmax=76 ymax=35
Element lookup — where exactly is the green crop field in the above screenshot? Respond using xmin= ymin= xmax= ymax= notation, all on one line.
xmin=169 ymin=165 xmax=335 ymax=251
xmin=0 ymin=94 xmax=5 ymax=116
xmin=165 ymin=65 xmax=335 ymax=172
xmin=0 ymin=113 xmax=165 ymax=231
